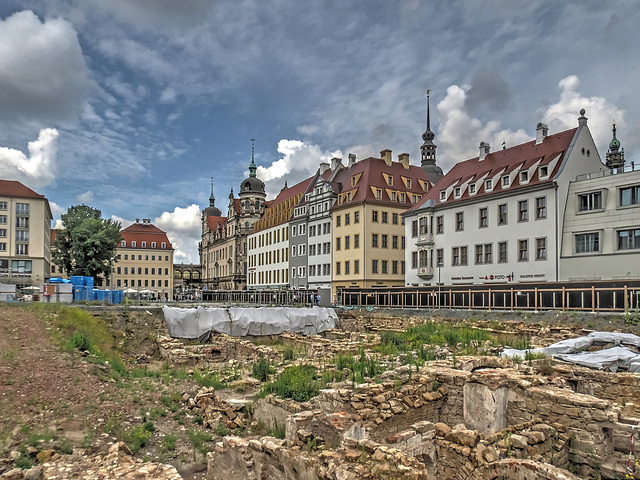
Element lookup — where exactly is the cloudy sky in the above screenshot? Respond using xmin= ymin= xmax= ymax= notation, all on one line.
xmin=0 ymin=1 xmax=638 ymax=262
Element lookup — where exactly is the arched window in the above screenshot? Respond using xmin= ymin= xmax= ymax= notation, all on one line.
xmin=121 ymin=240 xmax=126 ymax=247
xmin=183 ymin=271 xmax=191 ymax=279
xmin=132 ymin=241 xmax=136 ymax=247
xmin=192 ymin=271 xmax=200 ymax=280
xmin=174 ymin=270 xmax=182 ymax=279
xmin=151 ymin=242 xmax=156 ymax=248
xmin=161 ymin=242 xmax=166 ymax=248
xmin=142 ymin=241 xmax=146 ymax=248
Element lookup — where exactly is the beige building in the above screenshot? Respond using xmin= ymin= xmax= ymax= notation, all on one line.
xmin=331 ymin=150 xmax=431 ymax=296
xmin=112 ymin=218 xmax=174 ymax=300
xmin=0 ymin=180 xmax=52 ymax=286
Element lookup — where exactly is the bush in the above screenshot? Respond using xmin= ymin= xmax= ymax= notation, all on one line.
xmin=160 ymin=434 xmax=177 ymax=452
xmin=252 ymin=357 xmax=271 ymax=382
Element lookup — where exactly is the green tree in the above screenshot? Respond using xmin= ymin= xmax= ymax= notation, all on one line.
xmin=53 ymin=205 xmax=122 ymax=285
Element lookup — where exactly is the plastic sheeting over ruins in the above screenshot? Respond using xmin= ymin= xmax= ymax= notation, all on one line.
xmin=163 ymin=306 xmax=339 ymax=340
xmin=502 ymin=331 xmax=640 ymax=373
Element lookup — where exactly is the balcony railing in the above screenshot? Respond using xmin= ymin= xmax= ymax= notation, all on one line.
xmin=575 ymin=162 xmax=639 ymax=182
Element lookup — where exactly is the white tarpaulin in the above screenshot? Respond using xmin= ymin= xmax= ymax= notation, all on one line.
xmin=163 ymin=306 xmax=338 ymax=339
xmin=501 ymin=331 xmax=640 ymax=372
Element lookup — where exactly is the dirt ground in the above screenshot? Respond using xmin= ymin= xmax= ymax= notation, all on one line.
xmin=0 ymin=305 xmax=213 ymax=479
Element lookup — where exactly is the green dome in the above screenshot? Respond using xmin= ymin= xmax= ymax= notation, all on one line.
xmin=609 ymin=124 xmax=620 ymax=151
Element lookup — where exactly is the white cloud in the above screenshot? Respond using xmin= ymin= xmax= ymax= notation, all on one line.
xmin=0 ymin=128 xmax=59 ymax=188
xmin=0 ymin=10 xmax=90 ymax=121
xmin=160 ymin=87 xmax=177 ymax=104
xmin=49 ymin=201 xmax=66 ymax=218
xmin=153 ymin=204 xmax=202 ymax=263
xmin=436 ymin=85 xmax=531 ymax=171
xmin=76 ymin=191 xmax=95 ymax=203
xmin=541 ymin=75 xmax=625 ymax=153
xmin=257 ymin=139 xmax=342 ymax=198
xmin=110 ymin=215 xmax=133 ymax=229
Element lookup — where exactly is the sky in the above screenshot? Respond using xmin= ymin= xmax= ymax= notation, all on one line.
xmin=0 ymin=0 xmax=638 ymax=263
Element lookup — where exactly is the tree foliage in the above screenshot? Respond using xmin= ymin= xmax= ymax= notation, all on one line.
xmin=52 ymin=205 xmax=121 ymax=285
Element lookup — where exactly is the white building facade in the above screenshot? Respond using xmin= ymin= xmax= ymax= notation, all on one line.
xmin=405 ymin=111 xmax=605 ymax=286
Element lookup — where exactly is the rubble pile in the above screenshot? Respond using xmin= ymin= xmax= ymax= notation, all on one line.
xmin=0 ymin=443 xmax=182 ymax=480
xmin=184 ymin=387 xmax=247 ymax=430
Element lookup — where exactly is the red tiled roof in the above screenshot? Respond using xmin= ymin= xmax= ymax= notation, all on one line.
xmin=331 ymin=157 xmax=431 ymax=210
xmin=407 ymin=128 xmax=578 ymax=213
xmin=252 ymin=176 xmax=315 ymax=233
xmin=0 ymin=179 xmax=52 ymax=218
xmin=120 ymin=221 xmax=173 ymax=250
xmin=206 ymin=215 xmax=228 ymax=231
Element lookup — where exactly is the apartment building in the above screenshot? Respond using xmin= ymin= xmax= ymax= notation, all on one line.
xmin=306 ymin=160 xmax=343 ymax=290
xmin=112 ymin=219 xmax=174 ymax=300
xmin=247 ymin=177 xmax=314 ymax=289
xmin=331 ymin=150 xmax=432 ymax=296
xmin=404 ymin=110 xmax=604 ymax=286
xmin=560 ymin=124 xmax=640 ymax=280
xmin=0 ymin=180 xmax=52 ymax=286
xmin=200 ymin=152 xmax=267 ymax=290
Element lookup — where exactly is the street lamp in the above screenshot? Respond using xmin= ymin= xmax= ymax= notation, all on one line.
xmin=437 ymin=264 xmax=441 ymax=309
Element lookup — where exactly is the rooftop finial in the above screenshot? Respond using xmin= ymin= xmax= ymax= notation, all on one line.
xmin=249 ymin=138 xmax=257 ymax=177
xmin=426 ymin=89 xmax=431 ymax=132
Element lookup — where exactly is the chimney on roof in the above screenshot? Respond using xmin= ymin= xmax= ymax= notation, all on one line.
xmin=319 ymin=162 xmax=330 ymax=174
xmin=135 ymin=218 xmax=140 ymax=223
xmin=330 ymin=157 xmax=342 ymax=172
xmin=398 ymin=153 xmax=410 ymax=169
xmin=479 ymin=142 xmax=490 ymax=161
xmin=380 ymin=149 xmax=392 ymax=166
xmin=348 ymin=153 xmax=356 ymax=167
xmin=143 ymin=219 xmax=151 ymax=224
xmin=536 ymin=122 xmax=548 ymax=144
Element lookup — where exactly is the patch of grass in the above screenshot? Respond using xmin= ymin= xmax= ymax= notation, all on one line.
xmin=14 ymin=453 xmax=34 ymax=470
xmin=193 ymin=369 xmax=227 ymax=389
xmin=282 ymin=346 xmax=296 ymax=362
xmin=27 ymin=427 xmax=57 ymax=446
xmin=266 ymin=420 xmax=285 ymax=439
xmin=186 ymin=429 xmax=212 ymax=459
xmin=160 ymin=434 xmax=177 ymax=452
xmin=214 ymin=422 xmax=228 ymax=436
xmin=258 ymin=364 xmax=320 ymax=402
xmin=122 ymin=424 xmax=153 ymax=453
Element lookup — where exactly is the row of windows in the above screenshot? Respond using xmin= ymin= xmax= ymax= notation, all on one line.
xmin=120 ymin=254 xmax=169 ymax=261
xmin=576 ymin=186 xmax=640 ymax=213
xmin=250 ymin=268 xmax=289 ymax=285
xmin=116 ymin=267 xmax=169 ymax=275
xmin=576 ymin=229 xmax=640 ymax=253
xmin=249 ymin=248 xmax=289 ymax=267
xmin=413 ymin=238 xmax=548 ymax=269
xmin=0 ymin=215 xmax=28 ymax=227
xmin=369 ymin=211 xmax=403 ymax=225
xmin=308 ymin=222 xmax=331 ymax=237
xmin=173 ymin=271 xmax=201 ymax=279
xmin=411 ymin=197 xmax=547 ymax=236
xmin=250 ymin=226 xmax=289 ymax=249
xmin=440 ymin=166 xmax=549 ymax=201
xmin=308 ymin=263 xmax=331 ymax=276
xmin=121 ymin=240 xmax=167 ymax=249
xmin=309 ymin=243 xmax=331 ymax=255
xmin=0 ymin=259 xmax=32 ymax=273
xmin=118 ymin=279 xmax=169 ymax=288
xmin=335 ymin=211 xmax=360 ymax=226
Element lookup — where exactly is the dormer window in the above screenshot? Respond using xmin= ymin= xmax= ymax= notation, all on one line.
xmin=347 ymin=192 xmax=352 ymax=202
xmin=502 ymin=175 xmax=510 ymax=187
xmin=386 ymin=176 xmax=393 ymax=186
xmin=520 ymin=171 xmax=529 ymax=183
xmin=539 ymin=166 xmax=549 ymax=178
xmin=161 ymin=242 xmax=166 ymax=248
xmin=406 ymin=179 xmax=412 ymax=188
xmin=132 ymin=241 xmax=136 ymax=247
xmin=121 ymin=240 xmax=126 ymax=247
xmin=440 ymin=190 xmax=446 ymax=201
xmin=469 ymin=183 xmax=476 ymax=195
xmin=142 ymin=241 xmax=146 ymax=248
xmin=454 ymin=187 xmax=461 ymax=197
xmin=152 ymin=242 xmax=156 ymax=248
xmin=376 ymin=189 xmax=382 ymax=200
xmin=485 ymin=179 xmax=493 ymax=191
xmin=351 ymin=176 xmax=357 ymax=186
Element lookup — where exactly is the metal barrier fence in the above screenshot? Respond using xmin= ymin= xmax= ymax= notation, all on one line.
xmin=202 ymin=289 xmax=318 ymax=306
xmin=339 ymin=282 xmax=640 ymax=313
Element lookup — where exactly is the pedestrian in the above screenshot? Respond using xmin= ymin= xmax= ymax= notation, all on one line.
xmin=317 ymin=293 xmax=321 ymax=306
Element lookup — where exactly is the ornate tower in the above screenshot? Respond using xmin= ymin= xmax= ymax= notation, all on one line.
xmin=239 ymin=139 xmax=266 ymax=216
xmin=420 ymin=90 xmax=444 ymax=183
xmin=605 ymin=122 xmax=625 ymax=170
xmin=203 ymin=177 xmax=222 ymax=217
